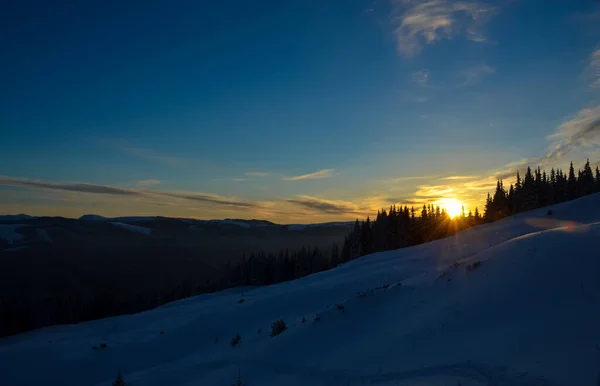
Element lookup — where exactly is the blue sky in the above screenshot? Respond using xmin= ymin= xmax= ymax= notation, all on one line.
xmin=1 ymin=0 xmax=600 ymax=222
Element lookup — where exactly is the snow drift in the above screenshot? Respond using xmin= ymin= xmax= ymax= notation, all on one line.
xmin=1 ymin=195 xmax=600 ymax=386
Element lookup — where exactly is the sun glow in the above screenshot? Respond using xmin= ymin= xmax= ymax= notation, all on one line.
xmin=441 ymin=198 xmax=463 ymax=218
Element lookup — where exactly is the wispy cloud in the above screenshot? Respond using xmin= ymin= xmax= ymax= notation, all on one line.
xmin=245 ymin=172 xmax=271 ymax=177
xmin=282 ymin=169 xmax=335 ymax=181
xmin=493 ymin=102 xmax=600 ymax=180
xmin=385 ymin=175 xmax=438 ymax=183
xmin=388 ymin=196 xmax=445 ymax=205
xmin=460 ymin=64 xmax=495 ymax=85
xmin=415 ymin=184 xmax=455 ymax=198
xmin=285 ymin=195 xmax=361 ymax=215
xmin=136 ymin=179 xmax=161 ymax=187
xmin=546 ymin=105 xmax=600 ymax=161
xmin=441 ymin=175 xmax=477 ymax=180
xmin=589 ymin=48 xmax=600 ymax=89
xmin=391 ymin=0 xmax=497 ymax=57
xmin=0 ymin=176 xmax=140 ymax=196
xmin=411 ymin=70 xmax=429 ymax=85
xmin=0 ymin=176 xmax=256 ymax=209
xmin=153 ymin=191 xmax=255 ymax=208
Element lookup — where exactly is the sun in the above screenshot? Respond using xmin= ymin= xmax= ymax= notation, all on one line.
xmin=441 ymin=198 xmax=463 ymax=218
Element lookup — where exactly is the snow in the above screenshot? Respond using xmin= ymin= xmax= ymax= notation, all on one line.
xmin=209 ymin=219 xmax=251 ymax=228
xmin=37 ymin=229 xmax=52 ymax=243
xmin=2 ymin=195 xmax=600 ymax=386
xmin=0 ymin=224 xmax=24 ymax=244
xmin=109 ymin=222 xmax=152 ymax=236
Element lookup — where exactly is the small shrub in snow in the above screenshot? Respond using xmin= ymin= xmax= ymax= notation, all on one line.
xmin=547 ymin=209 xmax=553 ymax=216
xmin=99 ymin=343 xmax=107 ymax=349
xmin=335 ymin=304 xmax=345 ymax=312
xmin=466 ymin=261 xmax=482 ymax=272
xmin=92 ymin=346 xmax=98 ymax=350
xmin=437 ymin=262 xmax=460 ymax=280
xmin=231 ymin=332 xmax=241 ymax=347
xmin=112 ymin=370 xmax=126 ymax=386
xmin=301 ymin=316 xmax=306 ymax=323
xmin=270 ymin=320 xmax=287 ymax=337
xmin=238 ymin=298 xmax=245 ymax=304
xmin=159 ymin=331 xmax=164 ymax=335
xmin=314 ymin=314 xmax=321 ymax=322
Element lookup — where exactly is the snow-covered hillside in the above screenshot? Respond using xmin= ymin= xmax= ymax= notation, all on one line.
xmin=0 ymin=224 xmax=24 ymax=244
xmin=2 ymin=195 xmax=600 ymax=386
xmin=109 ymin=222 xmax=152 ymax=236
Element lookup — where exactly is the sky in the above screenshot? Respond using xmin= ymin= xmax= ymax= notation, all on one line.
xmin=1 ymin=0 xmax=600 ymax=223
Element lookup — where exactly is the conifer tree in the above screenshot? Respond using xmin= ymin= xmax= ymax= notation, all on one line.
xmin=567 ymin=161 xmax=577 ymax=200
xmin=581 ymin=159 xmax=595 ymax=195
xmin=113 ymin=371 xmax=126 ymax=386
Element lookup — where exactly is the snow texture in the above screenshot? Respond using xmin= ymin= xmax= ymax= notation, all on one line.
xmin=0 ymin=224 xmax=24 ymax=244
xmin=37 ymin=229 xmax=52 ymax=243
xmin=110 ymin=222 xmax=152 ymax=236
xmin=2 ymin=195 xmax=600 ymax=386
xmin=210 ymin=219 xmax=251 ymax=228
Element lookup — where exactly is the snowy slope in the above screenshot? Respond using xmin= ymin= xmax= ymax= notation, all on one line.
xmin=110 ymin=222 xmax=152 ymax=236
xmin=0 ymin=224 xmax=24 ymax=244
xmin=2 ymin=195 xmax=600 ymax=386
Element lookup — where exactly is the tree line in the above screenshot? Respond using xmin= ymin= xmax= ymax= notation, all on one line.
xmin=226 ymin=160 xmax=600 ymax=286
xmin=483 ymin=160 xmax=600 ymax=221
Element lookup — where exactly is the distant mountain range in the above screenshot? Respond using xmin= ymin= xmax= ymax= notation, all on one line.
xmin=0 ymin=213 xmax=354 ymax=336
xmin=0 ymin=213 xmax=353 ymax=252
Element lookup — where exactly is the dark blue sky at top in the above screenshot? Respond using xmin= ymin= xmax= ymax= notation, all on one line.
xmin=1 ymin=0 xmax=599 ymax=220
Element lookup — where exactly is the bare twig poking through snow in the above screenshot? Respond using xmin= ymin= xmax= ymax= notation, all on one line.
xmin=270 ymin=320 xmax=287 ymax=337
xmin=232 ymin=368 xmax=245 ymax=386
